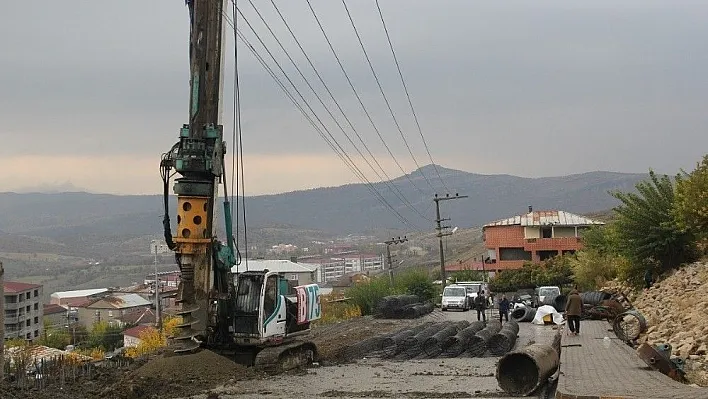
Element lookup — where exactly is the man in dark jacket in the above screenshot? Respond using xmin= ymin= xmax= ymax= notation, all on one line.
xmin=475 ymin=290 xmax=487 ymax=322
xmin=644 ymin=266 xmax=653 ymax=290
xmin=498 ymin=294 xmax=510 ymax=323
xmin=565 ymin=287 xmax=583 ymax=335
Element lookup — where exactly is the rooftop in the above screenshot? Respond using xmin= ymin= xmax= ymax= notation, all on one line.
xmin=43 ymin=303 xmax=68 ymax=315
xmin=230 ymin=259 xmax=319 ymax=274
xmin=3 ymin=281 xmax=41 ymax=293
xmin=118 ymin=307 xmax=156 ymax=325
xmin=51 ymin=288 xmax=108 ymax=299
xmin=87 ymin=293 xmax=152 ymax=309
xmin=123 ymin=324 xmax=153 ymax=338
xmin=484 ymin=210 xmax=605 ymax=228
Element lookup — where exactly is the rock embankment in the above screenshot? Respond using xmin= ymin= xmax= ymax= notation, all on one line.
xmin=604 ymin=261 xmax=708 ymax=386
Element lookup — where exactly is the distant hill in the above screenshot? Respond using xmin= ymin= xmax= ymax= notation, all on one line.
xmin=0 ymin=165 xmax=644 ymax=254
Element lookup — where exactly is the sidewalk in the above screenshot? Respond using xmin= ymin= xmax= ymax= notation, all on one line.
xmin=556 ymin=320 xmax=708 ymax=399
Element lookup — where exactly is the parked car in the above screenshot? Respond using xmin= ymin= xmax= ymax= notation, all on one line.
xmin=533 ymin=286 xmax=561 ymax=307
xmin=441 ymin=285 xmax=470 ymax=311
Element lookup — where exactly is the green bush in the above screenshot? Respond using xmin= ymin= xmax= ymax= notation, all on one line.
xmin=488 ymin=256 xmax=574 ymax=292
xmin=394 ymin=268 xmax=436 ymax=302
xmin=674 ymin=155 xmax=708 ymax=248
xmin=346 ymin=277 xmax=392 ymax=316
xmin=612 ymin=170 xmax=699 ymax=273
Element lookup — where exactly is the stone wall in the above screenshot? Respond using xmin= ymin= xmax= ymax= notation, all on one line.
xmin=604 ymin=261 xmax=708 ymax=386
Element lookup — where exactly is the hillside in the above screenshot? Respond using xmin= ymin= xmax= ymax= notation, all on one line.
xmin=0 ymin=165 xmax=643 ymax=263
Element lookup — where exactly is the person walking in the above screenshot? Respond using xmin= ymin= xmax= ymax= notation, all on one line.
xmin=498 ymin=294 xmax=510 ymax=323
xmin=565 ymin=286 xmax=583 ymax=335
xmin=475 ymin=290 xmax=487 ymax=322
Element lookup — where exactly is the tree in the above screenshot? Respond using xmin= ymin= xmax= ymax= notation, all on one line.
xmin=612 ymin=170 xmax=698 ymax=276
xmin=674 ymin=155 xmax=708 ymax=248
xmin=450 ymin=269 xmax=485 ymax=283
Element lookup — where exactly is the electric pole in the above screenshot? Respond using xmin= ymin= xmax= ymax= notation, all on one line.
xmin=384 ymin=236 xmax=408 ymax=285
xmin=153 ymin=241 xmax=162 ymax=332
xmin=434 ymin=194 xmax=468 ymax=288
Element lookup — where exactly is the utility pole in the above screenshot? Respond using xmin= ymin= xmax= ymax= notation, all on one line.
xmin=153 ymin=241 xmax=162 ymax=332
xmin=1 ymin=260 xmax=4 ymax=379
xmin=384 ymin=236 xmax=408 ymax=285
xmin=434 ymin=194 xmax=468 ymax=288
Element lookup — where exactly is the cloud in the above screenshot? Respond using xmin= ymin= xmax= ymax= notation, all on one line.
xmin=2 ymin=0 xmax=708 ymax=194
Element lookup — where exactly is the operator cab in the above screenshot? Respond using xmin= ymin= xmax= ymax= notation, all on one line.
xmin=231 ymin=270 xmax=315 ymax=344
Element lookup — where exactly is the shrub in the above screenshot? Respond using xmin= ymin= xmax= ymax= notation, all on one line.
xmin=346 ymin=277 xmax=392 ymax=315
xmin=612 ymin=170 xmax=698 ymax=273
xmin=674 ymin=155 xmax=708 ymax=249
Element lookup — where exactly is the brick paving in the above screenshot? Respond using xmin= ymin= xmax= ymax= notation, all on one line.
xmin=556 ymin=320 xmax=708 ymax=399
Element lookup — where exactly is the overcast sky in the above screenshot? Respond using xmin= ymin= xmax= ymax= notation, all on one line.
xmin=2 ymin=0 xmax=707 ymax=195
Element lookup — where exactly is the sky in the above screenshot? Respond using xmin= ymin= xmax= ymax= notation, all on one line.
xmin=2 ymin=0 xmax=707 ymax=195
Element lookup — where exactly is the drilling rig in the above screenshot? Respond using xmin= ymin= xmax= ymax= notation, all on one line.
xmin=159 ymin=0 xmax=321 ymax=371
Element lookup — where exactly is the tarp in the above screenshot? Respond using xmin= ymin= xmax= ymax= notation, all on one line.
xmin=532 ymin=305 xmax=565 ymax=325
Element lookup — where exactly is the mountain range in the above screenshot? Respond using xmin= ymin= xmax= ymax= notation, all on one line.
xmin=0 ymin=165 xmax=645 ymax=258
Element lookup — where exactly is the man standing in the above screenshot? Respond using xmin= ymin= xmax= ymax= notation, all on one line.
xmin=498 ymin=294 xmax=510 ymax=323
xmin=644 ymin=266 xmax=654 ymax=290
xmin=565 ymin=286 xmax=583 ymax=335
xmin=475 ymin=290 xmax=487 ymax=322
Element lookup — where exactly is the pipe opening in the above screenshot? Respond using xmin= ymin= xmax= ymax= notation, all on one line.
xmin=497 ymin=353 xmax=538 ymax=395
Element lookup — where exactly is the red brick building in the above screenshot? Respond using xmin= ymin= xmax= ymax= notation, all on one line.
xmin=482 ymin=209 xmax=604 ymax=270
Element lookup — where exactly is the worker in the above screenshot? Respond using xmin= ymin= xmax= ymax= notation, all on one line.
xmin=498 ymin=294 xmax=510 ymax=323
xmin=564 ymin=286 xmax=583 ymax=335
xmin=644 ymin=266 xmax=654 ymax=290
xmin=475 ymin=290 xmax=487 ymax=322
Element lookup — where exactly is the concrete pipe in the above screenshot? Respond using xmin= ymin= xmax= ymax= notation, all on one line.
xmin=511 ymin=306 xmax=537 ymax=322
xmin=553 ymin=295 xmax=567 ymax=313
xmin=467 ymin=321 xmax=503 ymax=357
xmin=441 ymin=321 xmax=486 ymax=357
xmin=496 ymin=344 xmax=560 ymax=396
xmin=487 ymin=321 xmax=520 ymax=356
xmin=423 ymin=325 xmax=461 ymax=357
xmin=397 ymin=321 xmax=453 ymax=359
xmin=379 ymin=322 xmax=433 ymax=357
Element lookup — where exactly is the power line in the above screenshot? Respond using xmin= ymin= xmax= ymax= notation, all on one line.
xmin=340 ymin=0 xmax=436 ymax=193
xmin=267 ymin=1 xmax=429 ymax=198
xmin=230 ymin=0 xmax=249 ymax=269
xmin=242 ymin=0 xmax=431 ymax=224
xmin=374 ymin=0 xmax=451 ymax=193
xmin=223 ymin=14 xmax=413 ymax=227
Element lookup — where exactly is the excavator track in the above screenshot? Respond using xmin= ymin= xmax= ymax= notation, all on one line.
xmin=253 ymin=341 xmax=318 ymax=374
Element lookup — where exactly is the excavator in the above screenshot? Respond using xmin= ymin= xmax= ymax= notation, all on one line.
xmin=158 ymin=0 xmax=321 ymax=372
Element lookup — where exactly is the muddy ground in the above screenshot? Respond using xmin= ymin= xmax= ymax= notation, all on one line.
xmin=0 ymin=309 xmax=558 ymax=399
xmin=180 ymin=310 xmax=559 ymax=399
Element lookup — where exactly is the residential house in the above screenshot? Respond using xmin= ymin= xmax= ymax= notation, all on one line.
xmin=50 ymin=288 xmax=109 ymax=306
xmin=143 ymin=271 xmax=180 ymax=289
xmin=43 ymin=303 xmax=72 ymax=328
xmin=3 ymin=282 xmax=43 ymax=341
xmin=76 ymin=293 xmax=152 ymax=330
xmin=117 ymin=307 xmax=156 ymax=327
xmin=123 ymin=325 xmax=152 ymax=348
xmin=482 ymin=209 xmax=604 ymax=270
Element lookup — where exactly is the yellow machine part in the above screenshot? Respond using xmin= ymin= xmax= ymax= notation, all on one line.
xmin=174 ymin=196 xmax=211 ymax=254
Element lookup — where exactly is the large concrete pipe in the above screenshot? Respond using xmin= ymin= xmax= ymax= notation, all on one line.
xmin=496 ymin=344 xmax=560 ymax=396
xmin=441 ymin=321 xmax=486 ymax=357
xmin=423 ymin=325 xmax=462 ymax=357
xmin=467 ymin=320 xmax=502 ymax=357
xmin=511 ymin=306 xmax=537 ymax=322
xmin=487 ymin=321 xmax=520 ymax=356
xmin=397 ymin=321 xmax=454 ymax=359
xmin=379 ymin=322 xmax=433 ymax=358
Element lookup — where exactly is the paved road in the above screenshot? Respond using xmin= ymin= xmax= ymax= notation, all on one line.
xmin=185 ymin=309 xmax=559 ymax=399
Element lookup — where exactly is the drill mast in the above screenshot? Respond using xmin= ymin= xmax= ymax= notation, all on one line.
xmin=162 ymin=0 xmax=233 ymax=352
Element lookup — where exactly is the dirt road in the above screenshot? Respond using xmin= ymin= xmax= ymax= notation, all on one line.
xmin=182 ymin=309 xmax=559 ymax=399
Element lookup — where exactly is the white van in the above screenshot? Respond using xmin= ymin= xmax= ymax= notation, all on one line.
xmin=441 ymin=285 xmax=470 ymax=311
